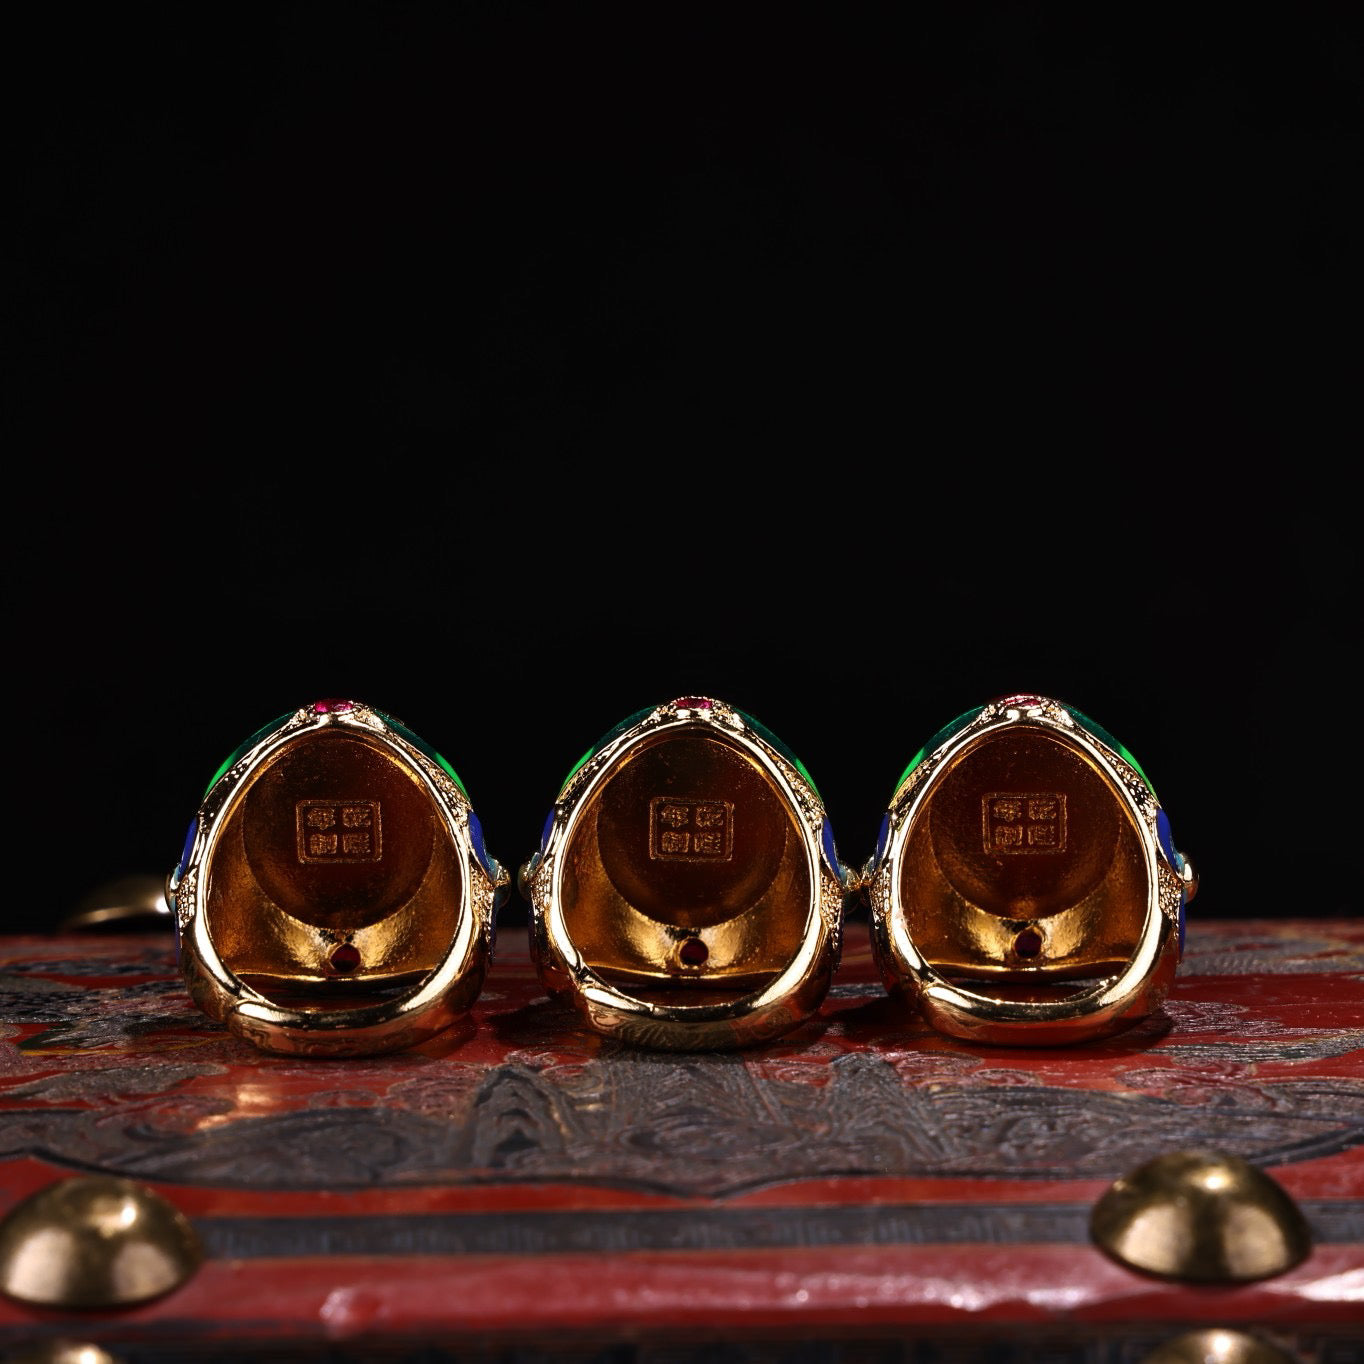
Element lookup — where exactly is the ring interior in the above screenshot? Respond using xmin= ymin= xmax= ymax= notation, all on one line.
xmin=203 ymin=729 xmax=462 ymax=1010
xmin=558 ymin=728 xmax=812 ymax=1007
xmin=897 ymin=725 xmax=1147 ymax=997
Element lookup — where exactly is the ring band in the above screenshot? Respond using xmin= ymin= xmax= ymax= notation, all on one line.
xmin=169 ymin=699 xmax=508 ymax=1056
xmin=866 ymin=694 xmax=1197 ymax=1045
xmin=520 ymin=696 xmax=852 ymax=1050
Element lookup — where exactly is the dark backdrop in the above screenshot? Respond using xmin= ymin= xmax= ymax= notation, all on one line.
xmin=8 ymin=6 xmax=1357 ymax=935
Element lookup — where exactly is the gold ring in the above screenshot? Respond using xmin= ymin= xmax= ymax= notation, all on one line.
xmin=168 ymin=699 xmax=508 ymax=1056
xmin=866 ymin=693 xmax=1197 ymax=1045
xmin=519 ymin=696 xmax=853 ymax=1050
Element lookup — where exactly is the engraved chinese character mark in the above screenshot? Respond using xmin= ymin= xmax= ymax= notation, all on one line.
xmin=649 ymin=798 xmax=734 ymax=861
xmin=983 ymin=792 xmax=1066 ymax=855
xmin=297 ymin=801 xmax=382 ymax=863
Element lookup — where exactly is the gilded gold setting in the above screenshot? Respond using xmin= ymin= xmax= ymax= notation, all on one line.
xmin=521 ymin=697 xmax=851 ymax=1050
xmin=867 ymin=695 xmax=1195 ymax=1045
xmin=170 ymin=701 xmax=508 ymax=1057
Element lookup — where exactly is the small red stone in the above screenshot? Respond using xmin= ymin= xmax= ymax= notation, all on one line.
xmin=679 ymin=938 xmax=709 ymax=966
xmin=674 ymin=697 xmax=712 ymax=711
xmin=313 ymin=699 xmax=354 ymax=714
xmin=997 ymin=694 xmax=1044 ymax=710
xmin=329 ymin=943 xmax=362 ymax=973
xmin=1012 ymin=928 xmax=1043 ymax=960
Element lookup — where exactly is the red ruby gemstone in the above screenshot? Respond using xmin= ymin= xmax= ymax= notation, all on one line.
xmin=329 ymin=944 xmax=362 ymax=973
xmin=313 ymin=699 xmax=354 ymax=714
xmin=679 ymin=938 xmax=709 ymax=966
xmin=997 ymin=694 xmax=1044 ymax=710
xmin=673 ymin=697 xmax=712 ymax=711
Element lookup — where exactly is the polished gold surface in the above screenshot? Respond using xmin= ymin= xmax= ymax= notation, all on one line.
xmin=58 ymin=874 xmax=171 ymax=932
xmin=562 ymin=729 xmax=809 ymax=1003
xmin=868 ymin=695 xmax=1190 ymax=1045
xmin=898 ymin=727 xmax=1147 ymax=984
xmin=525 ymin=698 xmax=846 ymax=1049
xmin=1182 ymin=855 xmax=1201 ymax=905
xmin=1139 ymin=1329 xmax=1301 ymax=1363
xmin=205 ymin=728 xmax=460 ymax=1001
xmin=174 ymin=701 xmax=507 ymax=1057
xmin=1091 ymin=1148 xmax=1313 ymax=1282
xmin=0 ymin=1176 xmax=201 ymax=1309
xmin=5 ymin=1343 xmax=125 ymax=1364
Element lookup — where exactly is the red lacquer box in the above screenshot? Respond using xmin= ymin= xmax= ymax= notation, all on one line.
xmin=1 ymin=917 xmax=1361 ymax=1361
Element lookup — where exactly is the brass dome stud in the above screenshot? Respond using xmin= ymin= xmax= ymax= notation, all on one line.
xmin=1138 ymin=1329 xmax=1301 ymax=1364
xmin=4 ymin=1344 xmax=126 ymax=1364
xmin=0 ymin=1176 xmax=202 ymax=1309
xmin=1091 ymin=1148 xmax=1312 ymax=1283
xmin=58 ymin=874 xmax=171 ymax=932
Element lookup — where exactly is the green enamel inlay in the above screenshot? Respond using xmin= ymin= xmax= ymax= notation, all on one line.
xmin=562 ymin=706 xmax=656 ymax=791
xmin=432 ymin=752 xmax=469 ymax=799
xmin=891 ymin=746 xmax=927 ymax=797
xmin=1066 ymin=703 xmax=1154 ymax=794
xmin=743 ymin=711 xmax=820 ymax=798
xmin=892 ymin=705 xmax=985 ymax=797
xmin=204 ymin=712 xmax=293 ymax=796
xmin=380 ymin=711 xmax=470 ymax=799
xmin=562 ymin=744 xmax=598 ymax=788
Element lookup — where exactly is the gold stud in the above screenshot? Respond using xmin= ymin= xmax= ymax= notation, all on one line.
xmin=4 ymin=1344 xmax=126 ymax=1364
xmin=58 ymin=873 xmax=171 ymax=932
xmin=0 ymin=1176 xmax=202 ymax=1309
xmin=1091 ymin=1148 xmax=1312 ymax=1282
xmin=1138 ymin=1329 xmax=1301 ymax=1364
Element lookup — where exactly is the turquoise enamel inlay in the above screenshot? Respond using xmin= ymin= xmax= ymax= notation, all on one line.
xmin=204 ymin=713 xmax=293 ymax=796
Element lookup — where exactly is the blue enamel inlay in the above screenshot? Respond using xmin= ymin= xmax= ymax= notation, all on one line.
xmin=874 ymin=811 xmax=891 ymax=870
xmin=1155 ymin=809 xmax=1188 ymax=960
xmin=1155 ymin=809 xmax=1177 ymax=867
xmin=467 ymin=808 xmax=493 ymax=876
xmin=539 ymin=805 xmax=557 ymax=854
xmin=820 ymin=819 xmax=843 ymax=882
xmin=172 ymin=815 xmax=199 ymax=888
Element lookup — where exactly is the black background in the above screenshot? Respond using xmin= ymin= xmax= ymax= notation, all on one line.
xmin=8 ymin=6 xmax=1358 ymax=936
